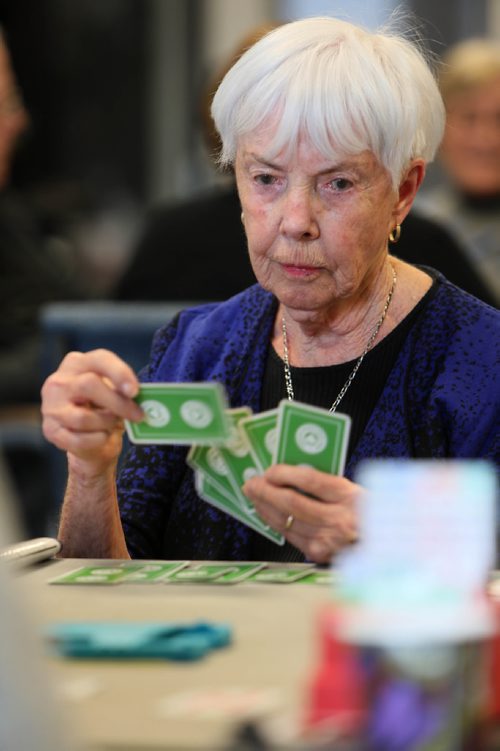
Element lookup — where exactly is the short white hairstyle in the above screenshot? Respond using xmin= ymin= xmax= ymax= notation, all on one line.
xmin=211 ymin=16 xmax=445 ymax=187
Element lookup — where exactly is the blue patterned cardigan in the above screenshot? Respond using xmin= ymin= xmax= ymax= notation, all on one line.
xmin=118 ymin=274 xmax=500 ymax=560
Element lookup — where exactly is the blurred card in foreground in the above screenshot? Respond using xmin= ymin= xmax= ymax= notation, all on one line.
xmin=335 ymin=459 xmax=497 ymax=643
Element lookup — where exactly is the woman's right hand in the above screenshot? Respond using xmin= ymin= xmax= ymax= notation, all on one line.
xmin=41 ymin=349 xmax=144 ymax=476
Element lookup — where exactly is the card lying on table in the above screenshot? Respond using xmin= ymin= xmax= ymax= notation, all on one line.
xmin=49 ymin=561 xmax=329 ymax=586
xmin=50 ymin=562 xmax=189 ymax=585
xmin=125 ymin=382 xmax=230 ymax=445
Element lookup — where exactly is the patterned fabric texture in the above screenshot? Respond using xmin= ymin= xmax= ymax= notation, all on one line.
xmin=117 ymin=274 xmax=499 ymax=560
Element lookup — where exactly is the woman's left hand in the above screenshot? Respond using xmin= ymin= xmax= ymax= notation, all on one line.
xmin=242 ymin=464 xmax=360 ymax=564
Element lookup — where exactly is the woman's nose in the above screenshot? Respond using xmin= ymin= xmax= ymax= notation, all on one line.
xmin=279 ymin=188 xmax=320 ymax=241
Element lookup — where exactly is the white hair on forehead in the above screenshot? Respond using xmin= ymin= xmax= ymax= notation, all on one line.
xmin=211 ymin=16 xmax=445 ymax=188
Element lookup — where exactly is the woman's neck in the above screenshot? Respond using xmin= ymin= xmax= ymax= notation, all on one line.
xmin=275 ymin=258 xmax=431 ymax=367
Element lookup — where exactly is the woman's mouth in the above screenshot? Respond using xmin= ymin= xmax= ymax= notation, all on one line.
xmin=280 ymin=263 xmax=321 ymax=277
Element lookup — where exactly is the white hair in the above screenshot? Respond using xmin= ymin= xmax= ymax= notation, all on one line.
xmin=211 ymin=16 xmax=445 ymax=187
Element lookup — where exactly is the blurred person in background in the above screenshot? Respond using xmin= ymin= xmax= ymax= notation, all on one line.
xmin=416 ymin=38 xmax=500 ymax=306
xmin=0 ymin=29 xmax=85 ymax=405
xmin=114 ymin=24 xmax=494 ymax=307
xmin=0 ymin=29 xmax=85 ymax=536
xmin=113 ymin=23 xmax=276 ymax=304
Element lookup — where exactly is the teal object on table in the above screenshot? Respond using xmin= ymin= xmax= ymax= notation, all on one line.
xmin=46 ymin=621 xmax=232 ymax=661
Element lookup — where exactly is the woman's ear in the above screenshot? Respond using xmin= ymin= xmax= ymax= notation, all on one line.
xmin=393 ymin=160 xmax=426 ymax=224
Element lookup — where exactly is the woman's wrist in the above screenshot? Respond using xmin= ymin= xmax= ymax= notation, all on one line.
xmin=67 ymin=454 xmax=118 ymax=488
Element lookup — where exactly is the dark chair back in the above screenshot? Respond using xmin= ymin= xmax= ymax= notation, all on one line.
xmin=40 ymin=301 xmax=199 ymax=377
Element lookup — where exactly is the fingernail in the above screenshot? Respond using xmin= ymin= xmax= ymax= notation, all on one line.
xmin=121 ymin=382 xmax=137 ymax=397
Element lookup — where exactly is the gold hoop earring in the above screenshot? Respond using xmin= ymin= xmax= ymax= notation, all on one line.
xmin=389 ymin=224 xmax=401 ymax=244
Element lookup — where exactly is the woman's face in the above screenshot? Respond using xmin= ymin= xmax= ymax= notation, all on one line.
xmin=235 ymin=128 xmax=405 ymax=314
xmin=440 ymin=77 xmax=500 ymax=196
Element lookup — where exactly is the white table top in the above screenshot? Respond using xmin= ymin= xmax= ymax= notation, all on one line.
xmin=18 ymin=558 xmax=333 ymax=750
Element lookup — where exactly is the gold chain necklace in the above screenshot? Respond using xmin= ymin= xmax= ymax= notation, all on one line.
xmin=281 ymin=264 xmax=397 ymax=413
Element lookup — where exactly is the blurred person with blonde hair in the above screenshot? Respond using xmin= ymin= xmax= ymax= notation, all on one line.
xmin=417 ymin=38 xmax=500 ymax=305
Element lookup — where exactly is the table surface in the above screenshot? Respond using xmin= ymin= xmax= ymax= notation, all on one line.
xmin=19 ymin=558 xmax=332 ymax=751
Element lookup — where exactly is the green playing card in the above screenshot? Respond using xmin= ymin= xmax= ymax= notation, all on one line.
xmin=124 ymin=382 xmax=230 ymax=445
xmin=188 ymin=409 xmax=284 ymax=546
xmin=194 ymin=470 xmax=285 ymax=546
xmin=250 ymin=564 xmax=315 ymax=583
xmin=49 ymin=563 xmax=146 ymax=585
xmin=275 ymin=400 xmax=351 ymax=474
xmin=239 ymin=409 xmax=278 ymax=472
xmin=117 ymin=562 xmax=189 ymax=582
xmin=166 ymin=563 xmax=237 ymax=582
xmin=213 ymin=563 xmax=267 ymax=583
xmin=166 ymin=562 xmax=266 ymax=584
xmin=217 ymin=408 xmax=259 ymax=513
xmin=187 ymin=443 xmax=244 ymax=508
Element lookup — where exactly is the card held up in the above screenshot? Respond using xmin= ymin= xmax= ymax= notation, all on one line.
xmin=125 ymin=382 xmax=230 ymax=445
xmin=275 ymin=400 xmax=351 ymax=475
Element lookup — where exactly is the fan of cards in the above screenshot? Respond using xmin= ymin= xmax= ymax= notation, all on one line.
xmin=125 ymin=383 xmax=351 ymax=546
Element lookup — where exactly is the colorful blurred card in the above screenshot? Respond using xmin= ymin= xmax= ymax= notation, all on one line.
xmin=336 ymin=459 xmax=498 ymax=643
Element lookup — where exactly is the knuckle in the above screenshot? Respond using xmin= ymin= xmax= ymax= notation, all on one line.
xmin=282 ymin=486 xmax=299 ymax=506
xmin=41 ymin=372 xmax=64 ymax=399
xmin=41 ymin=371 xmax=78 ymax=408
xmin=307 ymin=538 xmax=333 ymax=564
xmin=61 ymin=350 xmax=84 ymax=368
xmin=43 ymin=422 xmax=68 ymax=452
xmin=76 ymin=371 xmax=99 ymax=395
xmin=93 ymin=348 xmax=111 ymax=358
xmin=41 ymin=419 xmax=56 ymax=443
xmin=70 ymin=409 xmax=90 ymax=431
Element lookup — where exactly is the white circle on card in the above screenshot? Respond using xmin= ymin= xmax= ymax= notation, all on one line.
xmin=226 ymin=426 xmax=248 ymax=457
xmin=207 ymin=448 xmax=229 ymax=476
xmin=243 ymin=467 xmax=259 ymax=482
xmin=180 ymin=400 xmax=213 ymax=428
xmin=295 ymin=423 xmax=328 ymax=454
xmin=264 ymin=427 xmax=277 ymax=455
xmin=141 ymin=400 xmax=171 ymax=427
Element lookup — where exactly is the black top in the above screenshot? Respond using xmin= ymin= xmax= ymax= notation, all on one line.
xmin=114 ymin=185 xmax=253 ymax=302
xmin=0 ymin=190 xmax=86 ymax=403
xmin=114 ymin=184 xmax=496 ymax=307
xmin=249 ymin=278 xmax=438 ymax=562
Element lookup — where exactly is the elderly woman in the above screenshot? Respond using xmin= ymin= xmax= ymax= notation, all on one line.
xmin=42 ymin=17 xmax=499 ymax=564
xmin=417 ymin=38 xmax=500 ymax=304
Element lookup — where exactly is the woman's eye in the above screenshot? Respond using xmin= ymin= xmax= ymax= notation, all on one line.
xmin=329 ymin=177 xmax=352 ymax=191
xmin=255 ymin=173 xmax=277 ymax=186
